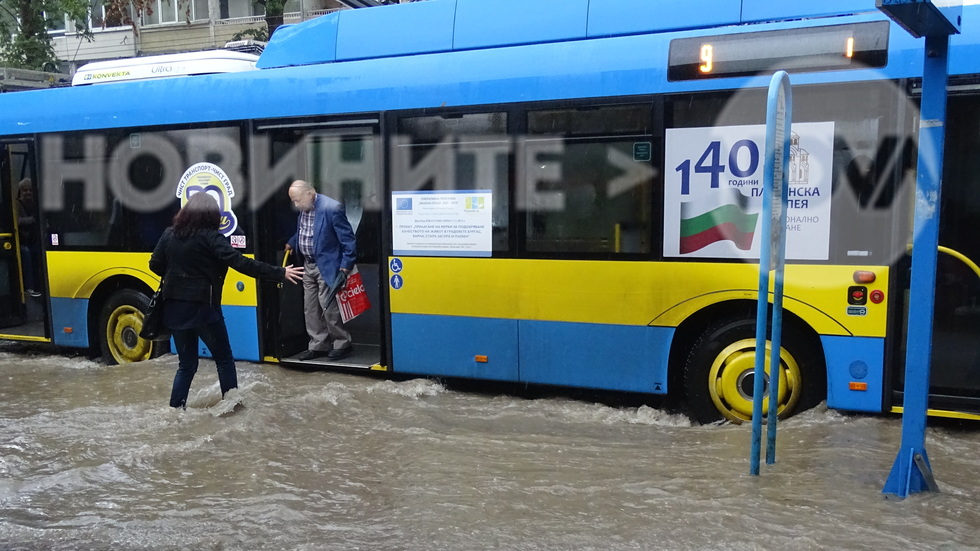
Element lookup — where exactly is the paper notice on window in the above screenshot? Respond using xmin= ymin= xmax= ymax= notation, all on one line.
xmin=391 ymin=190 xmax=493 ymax=257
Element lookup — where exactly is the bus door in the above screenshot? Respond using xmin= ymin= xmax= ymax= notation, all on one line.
xmin=253 ymin=120 xmax=384 ymax=368
xmin=900 ymin=90 xmax=980 ymax=414
xmin=0 ymin=141 xmax=47 ymax=336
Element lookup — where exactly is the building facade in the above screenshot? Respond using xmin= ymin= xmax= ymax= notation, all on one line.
xmin=50 ymin=0 xmax=348 ymax=73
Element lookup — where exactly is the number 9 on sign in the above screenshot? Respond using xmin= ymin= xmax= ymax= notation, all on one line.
xmin=700 ymin=44 xmax=713 ymax=74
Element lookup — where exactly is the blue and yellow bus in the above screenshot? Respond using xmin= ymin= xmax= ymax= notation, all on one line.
xmin=2 ymin=0 xmax=980 ymax=423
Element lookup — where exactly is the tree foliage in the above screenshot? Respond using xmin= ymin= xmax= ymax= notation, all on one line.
xmin=0 ymin=0 xmax=89 ymax=70
xmin=231 ymin=27 xmax=270 ymax=43
xmin=258 ymin=0 xmax=286 ymax=40
xmin=0 ymin=0 xmax=181 ymax=70
xmin=232 ymin=0 xmax=285 ymax=43
xmin=102 ymin=0 xmax=157 ymax=34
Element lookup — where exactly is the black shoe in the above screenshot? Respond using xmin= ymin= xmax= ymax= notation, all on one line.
xmin=326 ymin=345 xmax=353 ymax=360
xmin=25 ymin=289 xmax=41 ymax=298
xmin=297 ymin=349 xmax=329 ymax=361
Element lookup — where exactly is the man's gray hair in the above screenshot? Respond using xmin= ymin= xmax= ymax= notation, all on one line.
xmin=290 ymin=180 xmax=316 ymax=193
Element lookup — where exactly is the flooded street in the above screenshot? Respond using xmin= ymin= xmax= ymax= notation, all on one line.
xmin=0 ymin=343 xmax=978 ymax=550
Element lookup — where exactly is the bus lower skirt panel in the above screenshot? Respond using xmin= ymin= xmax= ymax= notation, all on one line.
xmin=391 ymin=313 xmax=673 ymax=394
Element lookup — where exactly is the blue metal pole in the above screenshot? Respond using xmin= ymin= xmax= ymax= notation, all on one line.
xmin=752 ymin=71 xmax=791 ymax=475
xmin=882 ymin=33 xmax=949 ymax=498
xmin=767 ymin=75 xmax=791 ymax=465
xmin=751 ymin=143 xmax=772 ymax=475
xmin=750 ymin=195 xmax=770 ymax=475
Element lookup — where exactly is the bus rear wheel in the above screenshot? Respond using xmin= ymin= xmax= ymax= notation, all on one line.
xmin=682 ymin=316 xmax=824 ymax=424
xmin=98 ymin=288 xmax=168 ymax=365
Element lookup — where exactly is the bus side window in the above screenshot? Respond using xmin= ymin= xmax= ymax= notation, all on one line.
xmin=523 ymin=105 xmax=655 ymax=256
xmin=394 ymin=112 xmax=511 ymax=255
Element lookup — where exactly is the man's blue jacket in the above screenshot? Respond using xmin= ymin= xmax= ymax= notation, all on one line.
xmin=287 ymin=194 xmax=357 ymax=284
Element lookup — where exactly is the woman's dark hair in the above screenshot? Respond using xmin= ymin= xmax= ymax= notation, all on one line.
xmin=172 ymin=192 xmax=221 ymax=238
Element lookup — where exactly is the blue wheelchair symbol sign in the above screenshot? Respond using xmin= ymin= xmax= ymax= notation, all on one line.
xmin=389 ymin=258 xmax=403 ymax=273
xmin=390 ymin=274 xmax=404 ymax=290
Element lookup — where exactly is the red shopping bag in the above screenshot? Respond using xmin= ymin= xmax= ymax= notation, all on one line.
xmin=338 ymin=267 xmax=371 ymax=323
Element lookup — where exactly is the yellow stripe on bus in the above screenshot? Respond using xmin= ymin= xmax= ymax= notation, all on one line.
xmin=891 ymin=406 xmax=980 ymax=421
xmin=388 ymin=257 xmax=888 ymax=337
xmin=0 ymin=335 xmax=51 ymax=343
xmin=46 ymin=251 xmax=261 ymax=307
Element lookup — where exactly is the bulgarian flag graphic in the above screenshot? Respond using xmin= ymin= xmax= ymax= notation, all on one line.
xmin=679 ymin=188 xmax=759 ymax=254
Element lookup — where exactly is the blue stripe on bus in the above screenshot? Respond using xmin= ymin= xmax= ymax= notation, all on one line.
xmin=392 ymin=314 xmax=520 ymax=381
xmin=50 ymin=297 xmax=90 ymax=348
xmin=173 ymin=306 xmax=260 ymax=362
xmin=518 ymin=320 xmax=673 ymax=394
xmin=392 ymin=313 xmax=672 ymax=393
xmin=50 ymin=300 xmax=259 ymax=360
xmin=213 ymin=306 xmax=261 ymax=362
xmin=822 ymin=335 xmax=885 ymax=413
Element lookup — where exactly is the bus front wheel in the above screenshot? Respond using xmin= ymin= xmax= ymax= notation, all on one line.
xmin=98 ymin=288 xmax=168 ymax=365
xmin=682 ymin=317 xmax=824 ymax=424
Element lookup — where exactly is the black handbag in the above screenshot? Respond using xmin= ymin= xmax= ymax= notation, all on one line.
xmin=139 ymin=283 xmax=170 ymax=341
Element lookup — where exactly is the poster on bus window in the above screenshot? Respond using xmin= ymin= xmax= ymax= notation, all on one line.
xmin=391 ymin=189 xmax=493 ymax=257
xmin=663 ymin=122 xmax=834 ymax=260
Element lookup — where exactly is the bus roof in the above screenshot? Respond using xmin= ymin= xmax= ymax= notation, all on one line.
xmin=72 ymin=50 xmax=259 ymax=86
xmin=257 ymin=0 xmax=882 ymax=69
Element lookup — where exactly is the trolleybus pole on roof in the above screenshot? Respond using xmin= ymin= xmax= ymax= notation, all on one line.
xmin=876 ymin=0 xmax=961 ymax=499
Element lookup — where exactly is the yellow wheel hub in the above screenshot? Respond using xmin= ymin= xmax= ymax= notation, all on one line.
xmin=105 ymin=304 xmax=153 ymax=364
xmin=707 ymin=338 xmax=802 ymax=423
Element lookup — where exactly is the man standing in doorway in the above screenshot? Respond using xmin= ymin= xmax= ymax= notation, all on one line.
xmin=285 ymin=180 xmax=357 ymax=361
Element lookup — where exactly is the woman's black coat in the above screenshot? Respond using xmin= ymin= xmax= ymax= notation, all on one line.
xmin=149 ymin=228 xmax=285 ymax=306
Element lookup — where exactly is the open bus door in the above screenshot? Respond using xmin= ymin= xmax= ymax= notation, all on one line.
xmin=0 ymin=153 xmax=26 ymax=328
xmin=0 ymin=141 xmax=47 ymax=337
xmin=924 ymin=92 xmax=980 ymax=413
xmin=254 ymin=121 xmax=385 ymax=369
xmin=889 ymin=90 xmax=980 ymax=416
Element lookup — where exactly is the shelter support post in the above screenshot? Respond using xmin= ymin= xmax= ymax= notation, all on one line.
xmin=882 ymin=33 xmax=949 ymax=499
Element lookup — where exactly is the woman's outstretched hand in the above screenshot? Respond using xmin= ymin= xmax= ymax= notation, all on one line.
xmin=284 ymin=265 xmax=304 ymax=284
